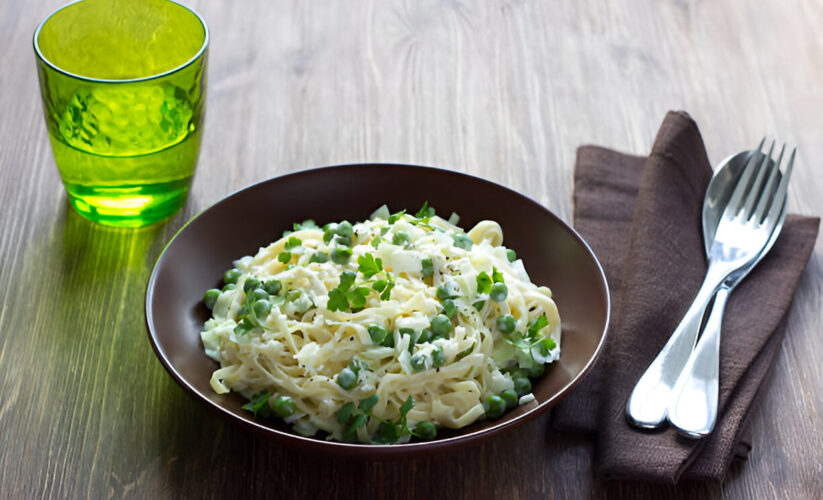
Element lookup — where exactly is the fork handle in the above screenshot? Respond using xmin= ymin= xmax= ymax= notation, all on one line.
xmin=625 ymin=268 xmax=725 ymax=428
xmin=667 ymin=284 xmax=728 ymax=437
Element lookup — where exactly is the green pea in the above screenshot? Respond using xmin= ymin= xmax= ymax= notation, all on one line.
xmin=273 ymin=396 xmax=296 ymax=418
xmin=483 ymin=395 xmax=506 ymax=419
xmin=417 ymin=329 xmax=433 ymax=344
xmin=335 ymin=234 xmax=352 ymax=247
xmin=380 ymin=330 xmax=395 ymax=348
xmin=496 ymin=314 xmax=516 ymax=333
xmin=414 ymin=421 xmax=437 ymax=440
xmin=506 ymin=249 xmax=517 ymax=262
xmin=490 ymin=282 xmax=508 ymax=302
xmin=513 ymin=376 xmax=531 ymax=396
xmin=421 ymin=258 xmax=433 ymax=278
xmin=331 ymin=247 xmax=352 ymax=265
xmin=223 ymin=269 xmax=242 ymax=284
xmin=527 ymin=363 xmax=545 ymax=378
xmin=410 ymin=354 xmax=426 ymax=372
xmin=392 ymin=231 xmax=410 ymax=246
xmin=309 ymin=252 xmax=329 ymax=264
xmin=248 ymin=288 xmax=268 ymax=302
xmin=436 ymin=285 xmax=454 ymax=301
xmin=243 ymin=277 xmax=261 ymax=293
xmin=399 ymin=328 xmax=415 ymax=350
xmin=336 ymin=368 xmax=358 ymax=390
xmin=432 ymin=346 xmax=446 ymax=367
xmin=202 ymin=289 xmax=220 ymax=310
xmin=452 ymin=234 xmax=473 ymax=250
xmin=222 ymin=283 xmax=236 ymax=292
xmin=263 ymin=279 xmax=282 ymax=295
xmin=452 ymin=234 xmax=474 ymax=250
xmin=500 ymin=389 xmax=518 ymax=409
xmin=253 ymin=299 xmax=272 ymax=319
xmin=323 ymin=224 xmax=337 ymax=244
xmin=368 ymin=324 xmax=388 ymax=344
xmin=442 ymin=299 xmax=457 ymax=319
xmin=336 ymin=220 xmax=354 ymax=238
xmin=430 ymin=314 xmax=452 ymax=336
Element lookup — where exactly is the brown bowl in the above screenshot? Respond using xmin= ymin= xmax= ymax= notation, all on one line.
xmin=146 ymin=164 xmax=609 ymax=457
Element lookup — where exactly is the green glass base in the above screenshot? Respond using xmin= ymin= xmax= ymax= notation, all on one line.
xmin=64 ymin=178 xmax=191 ymax=227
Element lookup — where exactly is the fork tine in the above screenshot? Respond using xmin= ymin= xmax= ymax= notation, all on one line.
xmin=754 ymin=143 xmax=785 ymax=223
xmin=742 ymin=140 xmax=775 ymax=219
xmin=726 ymin=138 xmax=765 ymax=217
xmin=763 ymin=148 xmax=795 ymax=231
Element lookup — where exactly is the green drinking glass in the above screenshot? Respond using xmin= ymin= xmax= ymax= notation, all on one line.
xmin=34 ymin=0 xmax=208 ymax=227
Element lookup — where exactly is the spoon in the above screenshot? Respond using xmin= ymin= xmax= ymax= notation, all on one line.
xmin=626 ymin=148 xmax=786 ymax=429
xmin=666 ymin=149 xmax=788 ymax=437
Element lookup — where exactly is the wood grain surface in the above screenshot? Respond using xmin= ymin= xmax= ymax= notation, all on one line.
xmin=1 ymin=0 xmax=821 ymax=498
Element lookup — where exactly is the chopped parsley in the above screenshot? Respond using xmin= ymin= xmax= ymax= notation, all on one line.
xmin=334 ymin=395 xmax=422 ymax=444
xmin=357 ymin=253 xmax=383 ymax=279
xmin=476 ymin=271 xmax=492 ymax=294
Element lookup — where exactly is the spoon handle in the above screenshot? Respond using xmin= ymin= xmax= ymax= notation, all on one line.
xmin=625 ymin=266 xmax=726 ymax=428
xmin=667 ymin=284 xmax=729 ymax=437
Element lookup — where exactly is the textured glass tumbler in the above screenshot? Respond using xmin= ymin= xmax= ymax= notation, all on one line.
xmin=34 ymin=0 xmax=208 ymax=227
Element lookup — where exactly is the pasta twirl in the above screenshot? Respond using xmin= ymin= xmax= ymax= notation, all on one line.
xmin=200 ymin=205 xmax=560 ymax=443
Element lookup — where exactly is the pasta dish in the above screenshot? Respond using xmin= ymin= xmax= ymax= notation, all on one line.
xmin=200 ymin=204 xmax=560 ymax=443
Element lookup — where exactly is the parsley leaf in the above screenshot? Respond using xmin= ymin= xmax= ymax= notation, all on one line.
xmin=537 ymin=337 xmax=557 ymax=356
xmin=357 ymin=253 xmax=383 ymax=279
xmin=388 ymin=210 xmax=406 ymax=224
xmin=285 ymin=236 xmax=302 ymax=251
xmin=327 ymin=288 xmax=349 ymax=312
xmin=338 ymin=270 xmax=357 ymax=291
xmin=476 ymin=272 xmax=492 ymax=294
xmin=400 ymin=396 xmax=415 ymax=416
xmin=359 ymin=394 xmax=379 ymax=412
xmin=380 ymin=281 xmax=394 ymax=301
xmin=527 ymin=314 xmax=549 ymax=337
xmin=242 ymin=390 xmax=272 ymax=418
xmin=373 ymin=421 xmax=401 ymax=444
xmin=233 ymin=317 xmax=255 ymax=335
xmin=347 ymin=287 xmax=370 ymax=310
xmin=492 ymin=267 xmax=504 ymax=284
xmin=309 ymin=252 xmax=329 ymax=263
xmin=421 ymin=258 xmax=433 ymax=278
xmin=335 ymin=402 xmax=355 ymax=424
xmin=414 ymin=201 xmax=436 ymax=220
xmin=278 ymin=251 xmax=292 ymax=263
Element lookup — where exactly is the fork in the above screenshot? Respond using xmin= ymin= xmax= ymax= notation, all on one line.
xmin=625 ymin=139 xmax=793 ymax=429
xmin=667 ymin=143 xmax=794 ymax=437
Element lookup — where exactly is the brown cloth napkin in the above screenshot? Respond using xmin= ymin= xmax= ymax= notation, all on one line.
xmin=552 ymin=111 xmax=820 ymax=483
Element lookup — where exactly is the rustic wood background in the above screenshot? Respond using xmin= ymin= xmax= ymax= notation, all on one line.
xmin=1 ymin=0 xmax=821 ymax=498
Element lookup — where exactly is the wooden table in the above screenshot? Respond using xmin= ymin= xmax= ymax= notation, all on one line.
xmin=1 ymin=0 xmax=820 ymax=498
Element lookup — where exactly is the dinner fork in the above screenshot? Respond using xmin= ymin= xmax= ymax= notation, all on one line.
xmin=626 ymin=139 xmax=791 ymax=429
xmin=667 ymin=143 xmax=793 ymax=437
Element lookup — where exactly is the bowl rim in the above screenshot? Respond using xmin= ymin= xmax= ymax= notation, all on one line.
xmin=145 ymin=162 xmax=610 ymax=457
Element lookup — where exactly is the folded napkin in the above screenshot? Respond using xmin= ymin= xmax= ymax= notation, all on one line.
xmin=552 ymin=111 xmax=820 ymax=483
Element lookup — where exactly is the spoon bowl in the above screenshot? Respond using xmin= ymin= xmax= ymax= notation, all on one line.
xmin=703 ymin=150 xmax=783 ymax=255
